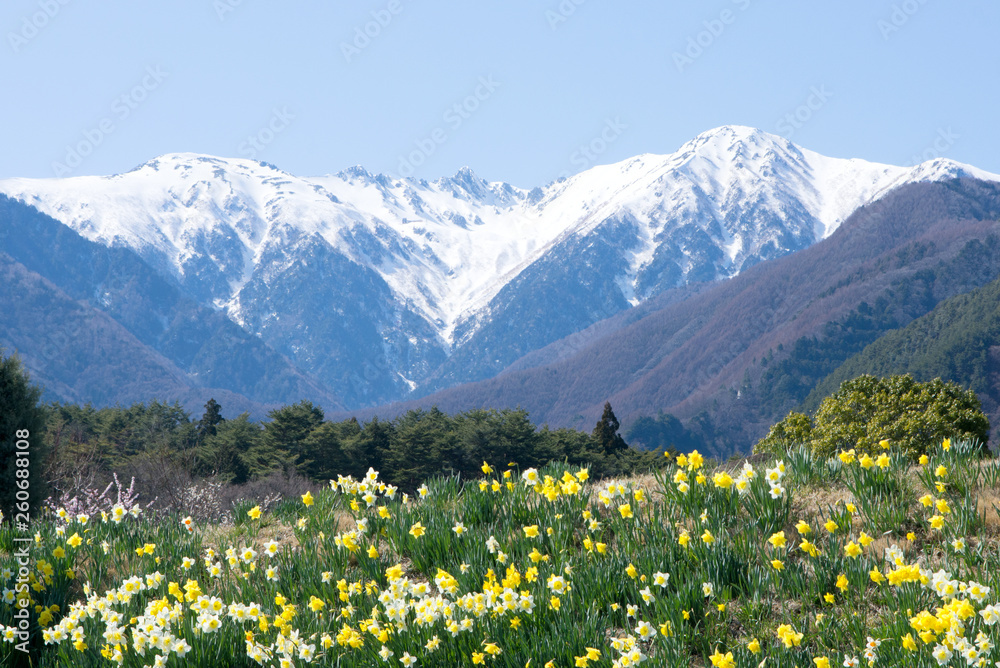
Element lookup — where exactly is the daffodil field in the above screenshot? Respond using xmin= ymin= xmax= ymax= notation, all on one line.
xmin=4 ymin=439 xmax=1000 ymax=667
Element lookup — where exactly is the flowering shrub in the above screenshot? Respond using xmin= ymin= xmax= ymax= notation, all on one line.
xmin=43 ymin=473 xmax=146 ymax=519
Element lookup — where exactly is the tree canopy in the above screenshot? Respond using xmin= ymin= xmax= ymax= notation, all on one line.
xmin=755 ymin=374 xmax=990 ymax=458
xmin=36 ymin=398 xmax=670 ymax=503
xmin=0 ymin=348 xmax=48 ymax=514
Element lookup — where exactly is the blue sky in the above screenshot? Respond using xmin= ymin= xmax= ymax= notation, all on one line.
xmin=2 ymin=0 xmax=997 ymax=188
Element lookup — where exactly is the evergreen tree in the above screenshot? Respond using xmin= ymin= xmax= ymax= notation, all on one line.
xmin=455 ymin=408 xmax=543 ymax=474
xmin=545 ymin=426 xmax=599 ymax=466
xmin=299 ymin=420 xmax=353 ymax=482
xmin=343 ymin=416 xmax=395 ymax=476
xmin=262 ymin=401 xmax=324 ymax=474
xmin=592 ymin=402 xmax=627 ymax=456
xmin=0 ymin=349 xmax=48 ymax=515
xmin=387 ymin=408 xmax=458 ymax=491
xmin=200 ymin=413 xmax=263 ymax=483
xmin=197 ymin=398 xmax=225 ymax=443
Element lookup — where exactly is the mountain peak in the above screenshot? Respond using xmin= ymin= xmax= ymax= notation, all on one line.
xmin=679 ymin=125 xmax=787 ymax=157
xmin=436 ymin=165 xmax=491 ymax=200
xmin=337 ymin=165 xmax=375 ymax=182
xmin=907 ymin=157 xmax=978 ymax=181
xmin=450 ymin=165 xmax=485 ymax=187
xmin=3 ymin=128 xmax=1000 ymax=415
xmin=697 ymin=124 xmax=765 ymax=139
xmin=124 ymin=152 xmax=290 ymax=178
xmin=4 ymin=127 xmax=999 ymax=365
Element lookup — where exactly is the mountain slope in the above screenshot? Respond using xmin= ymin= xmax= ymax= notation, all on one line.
xmin=0 ymin=254 xmax=269 ymax=417
xmin=2 ymin=127 xmax=998 ymax=408
xmin=0 ymin=195 xmax=342 ymax=412
xmin=415 ymin=128 xmax=1000 ymax=390
xmin=804 ymin=272 xmax=1000 ymax=434
xmin=354 ymin=179 xmax=1000 ymax=454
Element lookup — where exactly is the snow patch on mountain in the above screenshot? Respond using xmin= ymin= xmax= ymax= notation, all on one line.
xmin=2 ymin=127 xmax=997 ymax=349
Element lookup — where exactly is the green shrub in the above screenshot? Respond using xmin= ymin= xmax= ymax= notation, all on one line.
xmin=754 ymin=374 xmax=989 ymax=459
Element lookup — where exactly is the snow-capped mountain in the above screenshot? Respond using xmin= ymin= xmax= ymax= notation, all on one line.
xmin=2 ymin=125 xmax=996 ymax=407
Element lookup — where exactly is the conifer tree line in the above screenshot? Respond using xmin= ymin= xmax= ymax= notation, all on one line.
xmin=3 ymin=341 xmax=991 ymax=518
xmin=32 ymin=397 xmax=669 ymax=510
xmin=0 ymin=347 xmax=669 ymax=515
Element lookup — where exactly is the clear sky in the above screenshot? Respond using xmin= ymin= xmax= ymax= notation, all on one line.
xmin=2 ymin=0 xmax=998 ymax=188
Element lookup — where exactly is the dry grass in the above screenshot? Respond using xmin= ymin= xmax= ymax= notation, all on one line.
xmin=976 ymin=488 xmax=1000 ymax=533
xmin=792 ymin=483 xmax=853 ymax=521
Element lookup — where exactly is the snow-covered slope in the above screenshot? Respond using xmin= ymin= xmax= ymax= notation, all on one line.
xmin=3 ymin=125 xmax=997 ymax=405
xmin=525 ymin=127 xmax=998 ymax=303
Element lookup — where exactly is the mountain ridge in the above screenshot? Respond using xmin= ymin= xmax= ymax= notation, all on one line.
xmin=0 ymin=195 xmax=342 ymax=415
xmin=347 ymin=178 xmax=1000 ymax=454
xmin=3 ymin=126 xmax=999 ymax=409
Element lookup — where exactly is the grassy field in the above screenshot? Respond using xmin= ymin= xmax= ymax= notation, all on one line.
xmin=4 ymin=439 xmax=1000 ymax=667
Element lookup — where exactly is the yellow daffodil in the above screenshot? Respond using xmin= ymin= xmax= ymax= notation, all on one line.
xmin=690 ymin=451 xmax=707 ymax=470
xmin=709 ymin=650 xmax=735 ymax=668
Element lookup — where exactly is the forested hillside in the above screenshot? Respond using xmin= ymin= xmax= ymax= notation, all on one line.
xmin=0 ymin=196 xmax=342 ymax=413
xmin=356 ymin=179 xmax=1000 ymax=456
xmin=803 ymin=275 xmax=1000 ymax=432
